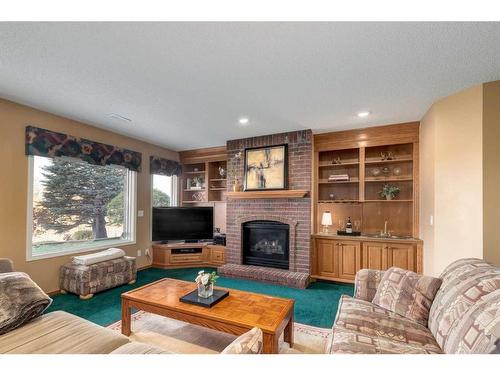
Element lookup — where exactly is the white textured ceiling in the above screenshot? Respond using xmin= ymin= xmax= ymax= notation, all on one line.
xmin=1 ymin=22 xmax=499 ymax=151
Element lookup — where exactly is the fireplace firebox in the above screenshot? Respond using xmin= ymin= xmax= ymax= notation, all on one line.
xmin=242 ymin=220 xmax=289 ymax=269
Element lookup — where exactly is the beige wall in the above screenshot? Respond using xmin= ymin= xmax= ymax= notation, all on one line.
xmin=0 ymin=99 xmax=179 ymax=293
xmin=420 ymin=85 xmax=484 ymax=276
xmin=483 ymin=82 xmax=500 ymax=265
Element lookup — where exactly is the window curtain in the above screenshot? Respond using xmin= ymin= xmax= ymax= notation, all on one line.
xmin=149 ymin=155 xmax=182 ymax=176
xmin=25 ymin=125 xmax=142 ymax=172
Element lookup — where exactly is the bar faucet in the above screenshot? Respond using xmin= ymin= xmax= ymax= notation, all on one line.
xmin=380 ymin=220 xmax=390 ymax=238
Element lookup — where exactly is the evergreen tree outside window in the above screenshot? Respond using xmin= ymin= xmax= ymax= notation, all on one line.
xmin=152 ymin=174 xmax=177 ymax=207
xmin=27 ymin=155 xmax=136 ymax=259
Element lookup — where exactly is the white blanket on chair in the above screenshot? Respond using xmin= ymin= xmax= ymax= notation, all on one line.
xmin=72 ymin=248 xmax=126 ymax=266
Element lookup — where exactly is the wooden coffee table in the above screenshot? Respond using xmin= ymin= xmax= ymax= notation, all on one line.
xmin=121 ymin=278 xmax=294 ymax=354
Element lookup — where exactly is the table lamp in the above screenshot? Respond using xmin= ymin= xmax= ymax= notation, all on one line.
xmin=321 ymin=211 xmax=333 ymax=233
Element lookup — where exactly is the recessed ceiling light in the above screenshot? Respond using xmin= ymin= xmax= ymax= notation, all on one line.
xmin=108 ymin=113 xmax=132 ymax=122
xmin=357 ymin=111 xmax=370 ymax=118
xmin=238 ymin=117 xmax=249 ymax=125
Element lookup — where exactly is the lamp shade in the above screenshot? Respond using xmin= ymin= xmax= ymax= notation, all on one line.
xmin=321 ymin=211 xmax=333 ymax=226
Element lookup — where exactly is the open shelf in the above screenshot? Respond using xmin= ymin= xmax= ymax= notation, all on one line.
xmin=365 ymin=157 xmax=412 ymax=164
xmin=318 ymin=178 xmax=360 ymax=184
xmin=183 ymin=170 xmax=206 ymax=174
xmin=318 ymin=160 xmax=359 ymax=167
xmin=363 ymin=199 xmax=413 ymax=202
xmin=365 ymin=176 xmax=413 ymax=182
xmin=318 ymin=200 xmax=360 ymax=203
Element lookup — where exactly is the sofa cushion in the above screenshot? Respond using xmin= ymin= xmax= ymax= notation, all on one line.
xmin=354 ymin=269 xmax=385 ymax=302
xmin=328 ymin=327 xmax=441 ymax=354
xmin=428 ymin=258 xmax=500 ymax=353
xmin=0 ymin=311 xmax=130 ymax=353
xmin=72 ymin=248 xmax=126 ymax=266
xmin=372 ymin=267 xmax=442 ymax=326
xmin=221 ymin=327 xmax=263 ymax=354
xmin=0 ymin=258 xmax=14 ymax=274
xmin=330 ymin=295 xmax=442 ymax=353
xmin=0 ymin=272 xmax=52 ymax=335
xmin=111 ymin=342 xmax=172 ymax=354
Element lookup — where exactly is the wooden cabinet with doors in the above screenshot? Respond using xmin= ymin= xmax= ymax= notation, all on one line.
xmin=315 ymin=239 xmax=339 ymax=279
xmin=312 ymin=235 xmax=422 ymax=283
xmin=313 ymin=238 xmax=361 ymax=283
xmin=362 ymin=242 xmax=417 ymax=271
xmin=337 ymin=240 xmax=362 ymax=280
xmin=208 ymin=245 xmax=225 ymax=265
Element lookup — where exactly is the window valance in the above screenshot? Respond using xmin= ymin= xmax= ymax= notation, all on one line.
xmin=150 ymin=155 xmax=182 ymax=176
xmin=25 ymin=126 xmax=142 ymax=172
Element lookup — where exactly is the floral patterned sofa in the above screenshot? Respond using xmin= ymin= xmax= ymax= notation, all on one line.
xmin=327 ymin=258 xmax=500 ymax=354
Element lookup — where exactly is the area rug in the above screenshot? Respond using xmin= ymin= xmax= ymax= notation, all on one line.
xmin=108 ymin=311 xmax=331 ymax=354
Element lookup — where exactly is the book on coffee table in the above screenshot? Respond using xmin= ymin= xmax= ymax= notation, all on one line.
xmin=179 ymin=288 xmax=229 ymax=308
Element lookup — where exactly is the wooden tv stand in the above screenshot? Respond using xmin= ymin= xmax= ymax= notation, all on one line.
xmin=152 ymin=242 xmax=225 ymax=269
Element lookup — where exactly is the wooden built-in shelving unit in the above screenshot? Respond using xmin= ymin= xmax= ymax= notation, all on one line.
xmin=313 ymin=122 xmax=420 ymax=237
xmin=179 ymin=146 xmax=228 ymax=205
xmin=311 ymin=122 xmax=422 ymax=283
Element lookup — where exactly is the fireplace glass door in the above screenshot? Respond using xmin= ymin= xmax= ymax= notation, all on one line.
xmin=242 ymin=220 xmax=289 ymax=269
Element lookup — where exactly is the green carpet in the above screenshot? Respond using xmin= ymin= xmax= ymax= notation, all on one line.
xmin=46 ymin=267 xmax=353 ymax=328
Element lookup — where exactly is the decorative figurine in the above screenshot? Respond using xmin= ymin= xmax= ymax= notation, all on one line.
xmin=380 ymin=151 xmax=395 ymax=161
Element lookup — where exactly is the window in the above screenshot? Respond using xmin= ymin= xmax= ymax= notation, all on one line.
xmin=152 ymin=174 xmax=178 ymax=207
xmin=27 ymin=156 xmax=136 ymax=260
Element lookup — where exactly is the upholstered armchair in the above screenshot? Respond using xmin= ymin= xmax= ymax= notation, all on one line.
xmin=0 ymin=258 xmax=14 ymax=274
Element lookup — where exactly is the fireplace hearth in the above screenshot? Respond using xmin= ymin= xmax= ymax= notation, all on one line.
xmin=242 ymin=220 xmax=289 ymax=270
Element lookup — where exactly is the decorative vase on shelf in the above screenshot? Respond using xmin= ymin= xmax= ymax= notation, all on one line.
xmin=233 ymin=179 xmax=241 ymax=192
xmin=197 ymin=283 xmax=214 ymax=298
xmin=386 ymin=195 xmax=393 ymax=201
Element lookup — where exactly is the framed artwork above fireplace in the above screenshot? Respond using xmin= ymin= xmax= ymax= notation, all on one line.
xmin=243 ymin=144 xmax=288 ymax=191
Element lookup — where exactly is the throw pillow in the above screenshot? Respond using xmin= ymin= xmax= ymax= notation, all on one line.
xmin=372 ymin=267 xmax=442 ymax=326
xmin=0 ymin=272 xmax=52 ymax=335
xmin=221 ymin=327 xmax=263 ymax=354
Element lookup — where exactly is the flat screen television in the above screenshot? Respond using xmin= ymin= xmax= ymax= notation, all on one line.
xmin=152 ymin=207 xmax=213 ymax=242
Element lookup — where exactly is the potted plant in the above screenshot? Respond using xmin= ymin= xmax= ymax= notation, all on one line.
xmin=379 ymin=184 xmax=400 ymax=200
xmin=195 ymin=270 xmax=219 ymax=298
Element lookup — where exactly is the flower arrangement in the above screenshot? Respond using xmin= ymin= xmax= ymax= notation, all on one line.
xmin=379 ymin=184 xmax=401 ymax=200
xmin=195 ymin=270 xmax=219 ymax=298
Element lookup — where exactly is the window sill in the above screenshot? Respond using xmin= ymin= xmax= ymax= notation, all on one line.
xmin=26 ymin=239 xmax=136 ymax=262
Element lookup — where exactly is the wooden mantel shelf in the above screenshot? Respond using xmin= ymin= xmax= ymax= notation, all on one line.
xmin=226 ymin=190 xmax=309 ymax=199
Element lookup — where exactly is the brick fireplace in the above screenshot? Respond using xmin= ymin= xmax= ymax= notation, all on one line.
xmin=218 ymin=130 xmax=312 ymax=288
